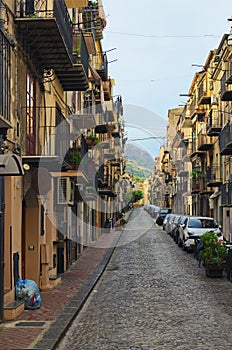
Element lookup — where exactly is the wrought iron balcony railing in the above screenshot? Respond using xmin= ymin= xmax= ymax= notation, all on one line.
xmin=206 ymin=165 xmax=222 ymax=187
xmin=219 ymin=122 xmax=232 ymax=155
xmin=15 ymin=0 xmax=73 ymax=70
xmin=207 ymin=109 xmax=222 ymax=136
xmin=221 ymin=183 xmax=232 ymax=206
xmin=197 ymin=133 xmax=213 ymax=151
xmin=221 ymin=72 xmax=232 ymax=101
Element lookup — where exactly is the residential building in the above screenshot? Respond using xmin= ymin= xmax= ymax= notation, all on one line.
xmin=0 ymin=0 xmax=125 ymax=321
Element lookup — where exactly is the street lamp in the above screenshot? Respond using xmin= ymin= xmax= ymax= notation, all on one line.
xmin=0 ymin=127 xmax=24 ymax=322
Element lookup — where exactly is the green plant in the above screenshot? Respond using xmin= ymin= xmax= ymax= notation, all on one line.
xmin=199 ymin=231 xmax=227 ymax=266
xmin=70 ymin=151 xmax=81 ymax=166
xmin=86 ymin=135 xmax=100 ymax=145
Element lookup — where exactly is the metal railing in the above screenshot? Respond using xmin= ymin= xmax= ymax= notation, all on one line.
xmin=36 ymin=106 xmax=70 ymax=159
xmin=15 ymin=0 xmax=72 ymax=54
xmin=221 ymin=72 xmax=227 ymax=97
xmin=72 ymin=28 xmax=89 ymax=74
xmin=221 ymin=183 xmax=232 ymax=206
xmin=219 ymin=123 xmax=232 ymax=152
xmin=206 ymin=165 xmax=222 ymax=184
xmin=207 ymin=110 xmax=222 ymax=130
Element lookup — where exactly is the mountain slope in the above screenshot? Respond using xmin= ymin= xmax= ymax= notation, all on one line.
xmin=125 ymin=143 xmax=154 ymax=178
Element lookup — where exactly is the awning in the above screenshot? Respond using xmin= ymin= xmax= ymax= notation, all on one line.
xmin=84 ymin=33 xmax=96 ymax=55
xmin=65 ymin=0 xmax=88 ymax=8
xmin=89 ymin=64 xmax=101 ymax=85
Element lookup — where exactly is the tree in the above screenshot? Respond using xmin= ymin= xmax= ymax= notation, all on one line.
xmin=131 ymin=189 xmax=144 ymax=203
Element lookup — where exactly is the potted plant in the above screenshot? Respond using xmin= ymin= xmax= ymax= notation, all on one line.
xmin=86 ymin=135 xmax=100 ymax=147
xmin=199 ymin=231 xmax=227 ymax=277
xmin=69 ymin=150 xmax=81 ymax=169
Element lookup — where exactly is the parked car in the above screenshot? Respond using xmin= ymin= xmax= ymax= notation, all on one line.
xmin=156 ymin=208 xmax=172 ymax=226
xmin=173 ymin=215 xmax=187 ymax=244
xmin=163 ymin=213 xmax=173 ymax=231
xmin=150 ymin=205 xmax=160 ymax=219
xmin=164 ymin=214 xmax=176 ymax=235
xmin=178 ymin=216 xmax=222 ymax=252
xmin=169 ymin=214 xmax=182 ymax=238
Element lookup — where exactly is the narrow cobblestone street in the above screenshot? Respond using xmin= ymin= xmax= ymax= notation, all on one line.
xmin=56 ymin=208 xmax=232 ymax=350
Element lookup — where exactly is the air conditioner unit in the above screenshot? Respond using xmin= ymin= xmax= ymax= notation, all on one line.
xmin=211 ymin=94 xmax=218 ymax=105
xmin=57 ymin=177 xmax=74 ymax=205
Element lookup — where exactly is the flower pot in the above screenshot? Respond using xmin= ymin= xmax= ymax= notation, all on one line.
xmin=205 ymin=263 xmax=223 ymax=278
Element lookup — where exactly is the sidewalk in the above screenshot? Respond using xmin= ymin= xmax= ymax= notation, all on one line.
xmin=0 ymin=210 xmax=132 ymax=350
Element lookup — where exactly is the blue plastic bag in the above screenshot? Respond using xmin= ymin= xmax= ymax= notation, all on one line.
xmin=15 ymin=279 xmax=42 ymax=310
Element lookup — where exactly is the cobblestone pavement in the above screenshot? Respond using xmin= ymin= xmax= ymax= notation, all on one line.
xmin=56 ymin=208 xmax=232 ymax=350
xmin=0 ymin=211 xmax=133 ymax=350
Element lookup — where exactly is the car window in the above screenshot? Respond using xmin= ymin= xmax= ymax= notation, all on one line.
xmin=188 ymin=218 xmax=219 ymax=229
xmin=188 ymin=218 xmax=202 ymax=228
xmin=203 ymin=219 xmax=218 ymax=228
xmin=160 ymin=208 xmax=171 ymax=214
xmin=179 ymin=216 xmax=186 ymax=225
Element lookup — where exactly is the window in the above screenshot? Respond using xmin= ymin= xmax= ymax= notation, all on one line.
xmin=26 ymin=72 xmax=36 ymax=155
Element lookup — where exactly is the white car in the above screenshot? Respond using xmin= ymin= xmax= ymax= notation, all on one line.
xmin=178 ymin=216 xmax=222 ymax=251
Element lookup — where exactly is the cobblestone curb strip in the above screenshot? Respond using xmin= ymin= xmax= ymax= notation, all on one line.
xmin=30 ymin=215 xmax=132 ymax=350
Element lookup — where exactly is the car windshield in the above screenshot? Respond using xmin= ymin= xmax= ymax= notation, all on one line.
xmin=188 ymin=218 xmax=218 ymax=229
xmin=160 ymin=209 xmax=170 ymax=214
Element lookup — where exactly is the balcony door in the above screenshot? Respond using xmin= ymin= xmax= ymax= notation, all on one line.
xmin=26 ymin=72 xmax=36 ymax=155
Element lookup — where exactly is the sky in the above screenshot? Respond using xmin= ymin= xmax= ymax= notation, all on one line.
xmin=101 ymin=0 xmax=232 ymax=158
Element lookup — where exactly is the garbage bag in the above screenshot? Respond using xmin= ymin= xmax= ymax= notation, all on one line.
xmin=15 ymin=278 xmax=42 ymax=310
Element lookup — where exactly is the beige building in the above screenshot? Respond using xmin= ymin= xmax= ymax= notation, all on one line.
xmin=151 ymin=27 xmax=232 ymax=240
xmin=0 ymin=0 xmax=125 ymax=321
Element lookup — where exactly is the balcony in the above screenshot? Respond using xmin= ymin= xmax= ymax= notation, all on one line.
xmin=221 ymin=72 xmax=232 ymax=101
xmin=219 ymin=123 xmax=232 ymax=155
xmin=207 ymin=110 xmax=222 ymax=136
xmin=206 ymin=166 xmax=222 ymax=187
xmin=190 ymin=99 xmax=205 ymax=119
xmin=82 ymin=3 xmax=106 ymax=41
xmin=191 ymin=176 xmax=201 ymax=195
xmin=103 ymin=79 xmax=112 ymax=101
xmin=199 ymin=176 xmax=213 ymax=196
xmin=198 ymin=83 xmax=211 ymax=105
xmin=15 ymin=0 xmax=73 ymax=71
xmin=197 ymin=134 xmax=213 ymax=151
xmin=15 ymin=2 xmax=89 ymax=90
xmin=56 ymin=29 xmax=89 ymax=91
xmin=221 ymin=183 xmax=232 ymax=207
xmin=190 ymin=140 xmax=205 ymax=158
xmin=95 ymin=53 xmax=108 ymax=81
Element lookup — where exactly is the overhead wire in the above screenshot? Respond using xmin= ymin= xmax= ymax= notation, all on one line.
xmin=105 ymin=31 xmax=220 ymax=39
